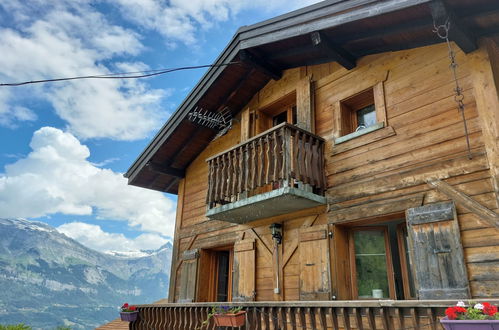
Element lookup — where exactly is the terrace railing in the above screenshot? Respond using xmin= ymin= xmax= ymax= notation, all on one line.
xmin=128 ymin=300 xmax=499 ymax=329
xmin=206 ymin=123 xmax=326 ymax=209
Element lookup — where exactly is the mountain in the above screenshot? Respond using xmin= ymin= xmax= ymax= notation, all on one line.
xmin=0 ymin=218 xmax=172 ymax=329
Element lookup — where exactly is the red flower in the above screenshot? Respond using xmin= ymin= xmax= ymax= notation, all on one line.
xmin=123 ymin=303 xmax=129 ymax=308
xmin=129 ymin=306 xmax=137 ymax=311
xmin=445 ymin=307 xmax=458 ymax=320
xmin=483 ymin=302 xmax=498 ymax=316
xmin=445 ymin=306 xmax=466 ymax=320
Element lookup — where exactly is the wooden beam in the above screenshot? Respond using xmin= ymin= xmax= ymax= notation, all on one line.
xmin=470 ymin=39 xmax=499 ymax=207
xmin=310 ymin=31 xmax=356 ymax=70
xmin=429 ymin=0 xmax=477 ymax=53
xmin=427 ymin=179 xmax=499 ymax=229
xmin=146 ymin=162 xmax=185 ymax=178
xmin=168 ymin=179 xmax=185 ymax=302
xmin=215 ymin=69 xmax=255 ymax=112
xmin=239 ymin=50 xmax=282 ymax=81
xmin=247 ymin=228 xmax=273 ymax=261
xmin=328 ymin=193 xmax=425 ymax=224
xmin=163 ymin=177 xmax=180 ymax=193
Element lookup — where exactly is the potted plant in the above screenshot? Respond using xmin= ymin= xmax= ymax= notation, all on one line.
xmin=120 ymin=303 xmax=139 ymax=322
xmin=199 ymin=306 xmax=246 ymax=328
xmin=441 ymin=301 xmax=499 ymax=329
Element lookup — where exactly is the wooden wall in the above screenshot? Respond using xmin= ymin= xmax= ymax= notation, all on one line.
xmin=171 ymin=41 xmax=499 ymax=302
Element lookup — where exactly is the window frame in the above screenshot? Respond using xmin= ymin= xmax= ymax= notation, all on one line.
xmin=333 ymin=216 xmax=416 ymax=301
xmin=333 ymin=81 xmax=388 ymax=145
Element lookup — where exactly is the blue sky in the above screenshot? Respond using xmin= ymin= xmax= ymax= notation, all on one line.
xmin=0 ymin=0 xmax=320 ymax=253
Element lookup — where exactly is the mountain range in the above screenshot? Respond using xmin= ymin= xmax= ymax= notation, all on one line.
xmin=0 ymin=218 xmax=172 ymax=329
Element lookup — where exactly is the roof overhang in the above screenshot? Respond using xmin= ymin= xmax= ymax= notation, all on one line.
xmin=125 ymin=0 xmax=499 ymax=194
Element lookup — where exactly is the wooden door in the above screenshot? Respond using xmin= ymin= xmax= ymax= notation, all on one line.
xmin=299 ymin=224 xmax=331 ymax=300
xmin=232 ymin=239 xmax=256 ymax=301
xmin=406 ymin=202 xmax=470 ymax=299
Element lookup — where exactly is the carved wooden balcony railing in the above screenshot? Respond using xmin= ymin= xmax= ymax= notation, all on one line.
xmin=205 ymin=123 xmax=327 ymax=222
xmin=128 ymin=300 xmax=499 ymax=329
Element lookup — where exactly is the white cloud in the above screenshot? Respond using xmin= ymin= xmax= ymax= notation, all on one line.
xmin=112 ymin=0 xmax=322 ymax=46
xmin=0 ymin=127 xmax=176 ymax=237
xmin=0 ymin=1 xmax=168 ymax=140
xmin=57 ymin=222 xmax=168 ymax=253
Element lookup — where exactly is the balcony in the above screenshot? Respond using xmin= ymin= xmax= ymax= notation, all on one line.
xmin=205 ymin=123 xmax=327 ymax=223
xmin=126 ymin=300 xmax=486 ymax=329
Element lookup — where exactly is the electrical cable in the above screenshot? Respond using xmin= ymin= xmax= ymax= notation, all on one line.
xmin=0 ymin=61 xmax=241 ymax=87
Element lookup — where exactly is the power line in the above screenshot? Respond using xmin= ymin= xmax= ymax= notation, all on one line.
xmin=0 ymin=61 xmax=241 ymax=87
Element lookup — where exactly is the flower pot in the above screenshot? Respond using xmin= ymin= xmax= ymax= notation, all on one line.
xmin=213 ymin=311 xmax=246 ymax=327
xmin=120 ymin=311 xmax=139 ymax=322
xmin=440 ymin=316 xmax=499 ymax=330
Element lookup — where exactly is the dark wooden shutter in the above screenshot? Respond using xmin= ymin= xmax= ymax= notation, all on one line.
xmin=299 ymin=224 xmax=331 ymax=300
xmin=178 ymin=249 xmax=199 ymax=303
xmin=406 ymin=202 xmax=470 ymax=299
xmin=232 ymin=239 xmax=256 ymax=301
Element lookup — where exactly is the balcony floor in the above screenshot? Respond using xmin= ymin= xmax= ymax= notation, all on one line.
xmin=206 ymin=186 xmax=327 ymax=223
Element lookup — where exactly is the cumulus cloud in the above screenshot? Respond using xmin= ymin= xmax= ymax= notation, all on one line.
xmin=0 ymin=1 xmax=168 ymax=140
xmin=112 ymin=0 xmax=322 ymax=46
xmin=58 ymin=222 xmax=168 ymax=253
xmin=0 ymin=127 xmax=176 ymax=237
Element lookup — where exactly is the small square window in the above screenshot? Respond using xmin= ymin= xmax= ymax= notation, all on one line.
xmin=340 ymin=88 xmax=376 ymax=135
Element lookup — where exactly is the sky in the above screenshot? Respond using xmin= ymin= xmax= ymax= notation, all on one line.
xmin=0 ymin=0 xmax=321 ymax=254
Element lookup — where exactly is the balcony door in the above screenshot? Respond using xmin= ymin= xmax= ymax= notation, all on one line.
xmin=197 ymin=246 xmax=233 ymax=302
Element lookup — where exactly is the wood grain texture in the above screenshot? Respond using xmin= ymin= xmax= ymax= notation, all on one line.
xmin=406 ymin=202 xmax=470 ymax=299
xmin=427 ymin=179 xmax=499 ymax=229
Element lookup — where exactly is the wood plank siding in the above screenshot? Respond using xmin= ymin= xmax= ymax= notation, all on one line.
xmin=169 ymin=41 xmax=499 ymax=303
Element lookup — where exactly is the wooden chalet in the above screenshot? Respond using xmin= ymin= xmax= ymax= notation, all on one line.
xmin=125 ymin=0 xmax=499 ymax=328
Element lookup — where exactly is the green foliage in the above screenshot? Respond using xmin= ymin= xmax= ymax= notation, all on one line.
xmin=0 ymin=324 xmax=32 ymax=330
xmin=460 ymin=307 xmax=487 ymax=320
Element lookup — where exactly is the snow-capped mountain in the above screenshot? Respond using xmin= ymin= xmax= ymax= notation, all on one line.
xmin=0 ymin=218 xmax=172 ymax=329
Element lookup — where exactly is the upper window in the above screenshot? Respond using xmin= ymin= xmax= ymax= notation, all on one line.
xmin=333 ymin=80 xmax=389 ymax=146
xmin=340 ymin=88 xmax=377 ymax=135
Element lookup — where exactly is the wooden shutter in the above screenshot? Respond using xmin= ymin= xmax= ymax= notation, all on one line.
xmin=178 ymin=249 xmax=199 ymax=303
xmin=406 ymin=202 xmax=470 ymax=299
xmin=232 ymin=239 xmax=256 ymax=301
xmin=299 ymin=224 xmax=331 ymax=300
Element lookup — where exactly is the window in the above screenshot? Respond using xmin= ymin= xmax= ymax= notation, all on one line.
xmin=336 ymin=219 xmax=415 ymax=300
xmin=340 ymin=88 xmax=376 ymax=135
xmin=272 ymin=105 xmax=297 ymax=126
xmin=252 ymin=92 xmax=296 ymax=136
xmin=215 ymin=250 xmax=231 ymax=301
xmin=333 ymin=80 xmax=389 ymax=145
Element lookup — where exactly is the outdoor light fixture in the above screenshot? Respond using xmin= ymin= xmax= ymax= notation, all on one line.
xmin=269 ymin=223 xmax=283 ymax=244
